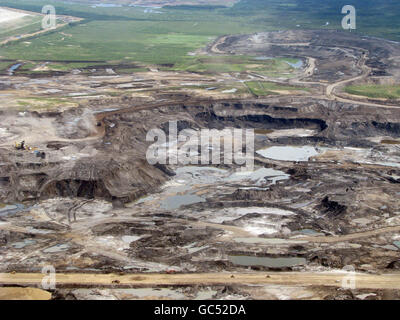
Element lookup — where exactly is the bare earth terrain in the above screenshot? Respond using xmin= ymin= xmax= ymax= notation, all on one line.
xmin=0 ymin=8 xmax=29 ymax=24
xmin=0 ymin=27 xmax=400 ymax=300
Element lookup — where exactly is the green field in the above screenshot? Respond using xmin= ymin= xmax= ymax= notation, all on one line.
xmin=0 ymin=0 xmax=399 ymax=70
xmin=1 ymin=20 xmax=215 ymax=63
xmin=381 ymin=139 xmax=400 ymax=145
xmin=245 ymin=81 xmax=308 ymax=96
xmin=0 ymin=61 xmax=11 ymax=72
xmin=0 ymin=0 xmax=261 ymax=68
xmin=168 ymin=55 xmax=299 ymax=75
xmin=16 ymin=96 xmax=77 ymax=111
xmin=345 ymin=84 xmax=400 ymax=100
xmin=0 ymin=14 xmax=43 ymax=42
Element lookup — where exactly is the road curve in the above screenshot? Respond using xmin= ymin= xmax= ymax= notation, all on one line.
xmin=209 ymin=36 xmax=400 ymax=109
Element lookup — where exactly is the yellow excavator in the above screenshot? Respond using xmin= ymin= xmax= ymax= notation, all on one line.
xmin=14 ymin=140 xmax=45 ymax=160
xmin=14 ymin=140 xmax=31 ymax=151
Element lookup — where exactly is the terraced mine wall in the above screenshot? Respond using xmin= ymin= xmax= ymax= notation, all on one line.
xmin=1 ymin=97 xmax=400 ymax=205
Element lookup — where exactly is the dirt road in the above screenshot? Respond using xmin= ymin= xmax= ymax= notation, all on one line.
xmin=209 ymin=35 xmax=228 ymax=54
xmin=325 ymin=56 xmax=370 ymax=98
xmin=0 ymin=287 xmax=51 ymax=300
xmin=210 ymin=36 xmax=400 ymax=109
xmin=1 ymin=272 xmax=400 ymax=290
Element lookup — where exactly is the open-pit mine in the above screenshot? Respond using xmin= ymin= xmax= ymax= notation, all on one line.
xmin=1 ymin=20 xmax=400 ymax=300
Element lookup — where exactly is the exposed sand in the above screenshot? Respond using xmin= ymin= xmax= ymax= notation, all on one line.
xmin=0 ymin=287 xmax=51 ymax=300
xmin=0 ymin=8 xmax=29 ymax=24
xmin=2 ymin=272 xmax=400 ymax=290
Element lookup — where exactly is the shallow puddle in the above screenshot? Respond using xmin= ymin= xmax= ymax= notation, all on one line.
xmin=121 ymin=235 xmax=142 ymax=243
xmin=0 ymin=203 xmax=25 ymax=217
xmin=43 ymin=243 xmax=70 ymax=253
xmin=141 ymin=165 xmax=290 ymax=210
xmin=297 ymin=229 xmax=324 ymax=236
xmin=161 ymin=194 xmax=205 ymax=210
xmin=11 ymin=239 xmax=36 ymax=249
xmin=226 ymin=167 xmax=289 ymax=185
xmin=257 ymin=146 xmax=319 ymax=162
xmin=285 ymin=60 xmax=303 ymax=69
xmin=229 ymin=255 xmax=306 ymax=268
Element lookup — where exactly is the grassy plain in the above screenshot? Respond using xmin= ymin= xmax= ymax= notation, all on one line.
xmin=245 ymin=81 xmax=309 ymax=96
xmin=0 ymin=0 xmax=399 ymax=73
xmin=345 ymin=84 xmax=400 ymax=100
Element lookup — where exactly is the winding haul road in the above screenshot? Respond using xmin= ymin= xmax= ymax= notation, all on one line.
xmin=210 ymin=36 xmax=400 ymax=109
xmin=2 ymin=33 xmax=400 ymax=298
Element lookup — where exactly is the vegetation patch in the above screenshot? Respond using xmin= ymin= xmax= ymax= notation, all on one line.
xmin=345 ymin=84 xmax=400 ymax=100
xmin=245 ymin=81 xmax=308 ymax=96
xmin=1 ymin=0 xmax=400 ymax=70
xmin=0 ymin=61 xmax=12 ymax=72
xmin=381 ymin=139 xmax=400 ymax=145
xmin=167 ymin=55 xmax=299 ymax=76
xmin=17 ymin=97 xmax=77 ymax=111
xmin=255 ymin=129 xmax=274 ymax=134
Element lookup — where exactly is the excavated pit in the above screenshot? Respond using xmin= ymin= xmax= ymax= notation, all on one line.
xmin=1 ymin=97 xmax=400 ymax=207
xmin=0 ymin=97 xmax=399 ymax=282
xmin=1 ymin=30 xmax=400 ymax=299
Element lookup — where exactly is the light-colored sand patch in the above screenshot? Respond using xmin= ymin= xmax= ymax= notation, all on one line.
xmin=0 ymin=8 xmax=29 ymax=24
xmin=0 ymin=287 xmax=51 ymax=300
xmin=263 ymin=129 xmax=316 ymax=138
xmin=257 ymin=146 xmax=319 ymax=162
